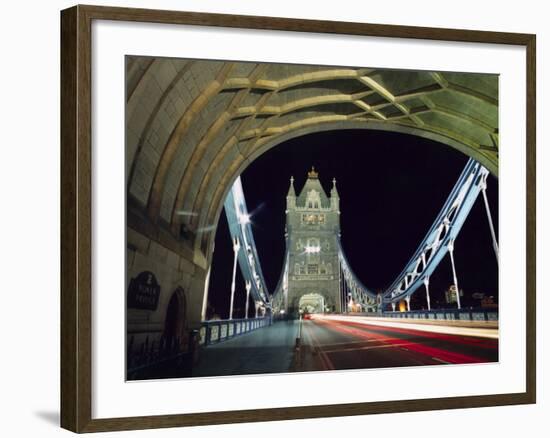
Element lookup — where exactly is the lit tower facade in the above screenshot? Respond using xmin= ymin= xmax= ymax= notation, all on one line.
xmin=284 ymin=167 xmax=341 ymax=316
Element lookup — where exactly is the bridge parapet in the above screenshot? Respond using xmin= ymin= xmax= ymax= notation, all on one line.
xmin=381 ymin=308 xmax=498 ymax=322
xmin=199 ymin=316 xmax=272 ymax=346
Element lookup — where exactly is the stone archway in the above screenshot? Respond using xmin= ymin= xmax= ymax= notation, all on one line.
xmin=126 ymin=57 xmax=498 ymax=328
xmin=127 ymin=59 xmax=497 ymax=251
xmin=299 ymin=293 xmax=327 ymax=314
xmin=289 ymin=288 xmax=336 ymax=316
xmin=162 ymin=287 xmax=187 ymax=355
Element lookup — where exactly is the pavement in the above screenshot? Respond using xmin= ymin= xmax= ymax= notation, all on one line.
xmin=192 ymin=319 xmax=300 ymax=377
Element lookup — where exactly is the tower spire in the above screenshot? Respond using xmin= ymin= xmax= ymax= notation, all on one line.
xmin=331 ymin=177 xmax=339 ymax=197
xmin=330 ymin=176 xmax=340 ymax=211
xmin=286 ymin=175 xmax=296 ymax=210
xmin=287 ymin=175 xmax=296 ymax=197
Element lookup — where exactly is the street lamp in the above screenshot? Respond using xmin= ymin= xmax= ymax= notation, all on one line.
xmin=238 ymin=212 xmax=250 ymax=225
xmin=304 ymin=245 xmax=320 ymax=254
xmin=244 ymin=280 xmax=251 ymax=319
xmin=229 ymin=236 xmax=241 ymax=320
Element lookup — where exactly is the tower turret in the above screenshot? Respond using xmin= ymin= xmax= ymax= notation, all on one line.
xmin=286 ymin=176 xmax=296 ymax=210
xmin=330 ymin=178 xmax=340 ymax=212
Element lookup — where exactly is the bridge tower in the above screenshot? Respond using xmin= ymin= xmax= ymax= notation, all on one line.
xmin=284 ymin=167 xmax=342 ymax=316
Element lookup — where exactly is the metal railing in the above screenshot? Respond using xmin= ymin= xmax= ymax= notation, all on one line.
xmin=381 ymin=308 xmax=498 ymax=322
xmin=199 ymin=315 xmax=272 ymax=346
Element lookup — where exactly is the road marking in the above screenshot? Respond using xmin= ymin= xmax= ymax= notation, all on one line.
xmin=322 ymin=343 xmax=410 ymax=354
xmin=304 ymin=321 xmax=335 ymax=370
xmin=319 ymin=339 xmax=380 ymax=350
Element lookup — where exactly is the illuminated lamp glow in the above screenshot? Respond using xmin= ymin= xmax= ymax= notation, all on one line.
xmin=238 ymin=213 xmax=251 ymax=225
xmin=304 ymin=245 xmax=321 ymax=254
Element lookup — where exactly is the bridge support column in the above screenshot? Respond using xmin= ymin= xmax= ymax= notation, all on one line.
xmin=255 ymin=302 xmax=259 ymax=318
xmin=201 ymin=266 xmax=211 ymax=321
xmin=343 ymin=275 xmax=347 ymax=313
xmin=405 ymin=296 xmax=411 ymax=312
xmin=338 ymin=261 xmax=343 ymax=313
xmin=342 ymin=274 xmax=347 ymax=314
xmin=448 ymin=240 xmax=461 ymax=310
xmin=245 ymin=280 xmax=251 ymax=319
xmin=229 ymin=236 xmax=240 ymax=320
xmin=481 ymin=178 xmax=500 ymax=264
xmin=423 ymin=277 xmax=431 ymax=311
xmin=391 ymin=302 xmax=396 ymax=312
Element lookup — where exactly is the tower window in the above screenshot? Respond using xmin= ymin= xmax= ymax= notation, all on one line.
xmin=307 ymin=264 xmax=319 ymax=275
xmin=303 ymin=214 xmax=320 ymax=225
xmin=307 ymin=238 xmax=320 ymax=248
xmin=306 ymin=190 xmax=321 ymax=210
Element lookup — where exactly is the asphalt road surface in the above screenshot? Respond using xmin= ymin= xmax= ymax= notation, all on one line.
xmin=298 ymin=316 xmax=498 ymax=371
xmin=191 ymin=316 xmax=497 ymax=378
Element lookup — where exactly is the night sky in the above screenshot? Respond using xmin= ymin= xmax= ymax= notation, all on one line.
xmin=206 ymin=130 xmax=498 ymax=319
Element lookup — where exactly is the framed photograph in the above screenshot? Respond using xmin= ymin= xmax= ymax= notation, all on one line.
xmin=60 ymin=4 xmax=536 ymax=432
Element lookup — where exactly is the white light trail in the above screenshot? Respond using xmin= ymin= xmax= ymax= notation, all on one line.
xmin=311 ymin=314 xmax=499 ymax=339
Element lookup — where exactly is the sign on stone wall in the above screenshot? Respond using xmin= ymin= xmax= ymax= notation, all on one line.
xmin=127 ymin=271 xmax=161 ymax=310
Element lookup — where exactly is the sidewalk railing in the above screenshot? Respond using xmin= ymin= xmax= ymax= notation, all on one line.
xmin=379 ymin=308 xmax=498 ymax=322
xmin=199 ymin=315 xmax=272 ymax=346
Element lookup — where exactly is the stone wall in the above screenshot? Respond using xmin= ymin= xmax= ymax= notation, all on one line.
xmin=126 ymin=225 xmax=207 ymax=372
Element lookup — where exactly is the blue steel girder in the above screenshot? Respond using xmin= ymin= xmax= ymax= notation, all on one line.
xmin=272 ymin=249 xmax=289 ymax=298
xmin=224 ymin=177 xmax=270 ymax=307
xmin=337 ymin=239 xmax=378 ymax=306
xmin=382 ymin=158 xmax=490 ymax=304
xmin=270 ymin=249 xmax=289 ymax=312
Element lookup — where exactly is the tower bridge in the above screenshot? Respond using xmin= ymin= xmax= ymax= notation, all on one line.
xmin=125 ymin=58 xmax=499 ymax=380
xmin=171 ymin=159 xmax=498 ymax=379
xmin=282 ymin=167 xmax=343 ymax=315
xmin=128 ymin=160 xmax=498 ymax=379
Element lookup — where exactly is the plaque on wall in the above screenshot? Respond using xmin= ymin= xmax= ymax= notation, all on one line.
xmin=127 ymin=271 xmax=161 ymax=310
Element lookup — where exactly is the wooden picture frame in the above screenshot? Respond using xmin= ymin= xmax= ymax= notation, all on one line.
xmin=60 ymin=4 xmax=536 ymax=433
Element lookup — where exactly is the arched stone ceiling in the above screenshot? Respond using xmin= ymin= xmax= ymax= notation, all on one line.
xmin=126 ymin=56 xmax=498 ymax=261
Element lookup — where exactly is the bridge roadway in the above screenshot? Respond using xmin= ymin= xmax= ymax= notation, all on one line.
xmin=192 ymin=315 xmax=498 ymax=377
xmin=298 ymin=315 xmax=498 ymax=371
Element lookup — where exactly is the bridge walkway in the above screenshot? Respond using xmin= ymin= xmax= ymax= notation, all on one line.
xmin=192 ymin=319 xmax=299 ymax=377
